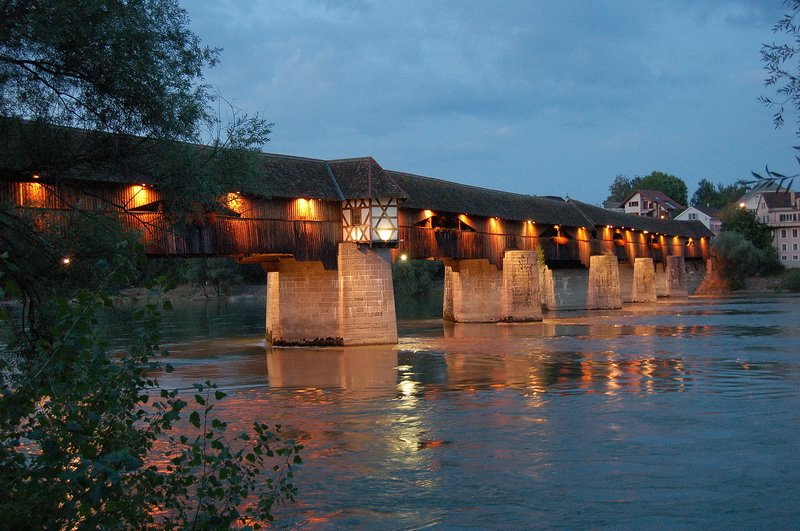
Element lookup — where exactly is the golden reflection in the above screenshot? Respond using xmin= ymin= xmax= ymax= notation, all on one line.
xmin=606 ymin=361 xmax=622 ymax=395
xmin=266 ymin=346 xmax=397 ymax=398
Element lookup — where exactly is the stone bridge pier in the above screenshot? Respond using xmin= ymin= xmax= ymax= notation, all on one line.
xmin=266 ymin=242 xmax=398 ymax=346
xmin=446 ymin=252 xmax=695 ymax=324
xmin=266 ymin=247 xmax=697 ymax=345
xmin=443 ymin=251 xmax=543 ymax=323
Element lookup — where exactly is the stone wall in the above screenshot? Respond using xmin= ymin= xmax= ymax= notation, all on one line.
xmin=587 ymin=255 xmax=622 ymax=309
xmin=338 ymin=243 xmax=398 ymax=345
xmin=501 ymin=250 xmax=542 ymax=321
xmin=444 ymin=259 xmax=503 ymax=322
xmin=266 ymin=259 xmax=340 ymax=345
xmin=266 ymin=243 xmax=397 ymax=346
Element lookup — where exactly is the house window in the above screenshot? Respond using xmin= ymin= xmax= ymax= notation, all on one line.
xmin=794 ymin=229 xmax=799 ymax=238
xmin=795 ymin=243 xmax=799 ymax=251
xmin=794 ymin=256 xmax=799 ymax=261
xmin=781 ymin=229 xmax=787 ymax=238
xmin=688 ymin=213 xmax=697 ymax=220
xmin=782 ymin=256 xmax=788 ymax=261
xmin=782 ymin=244 xmax=788 ymax=251
xmin=628 ymin=201 xmax=639 ymax=207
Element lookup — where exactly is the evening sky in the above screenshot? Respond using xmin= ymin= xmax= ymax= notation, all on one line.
xmin=186 ymin=0 xmax=799 ymax=205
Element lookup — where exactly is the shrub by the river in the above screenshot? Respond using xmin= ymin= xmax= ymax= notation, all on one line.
xmin=0 ymin=251 xmax=301 ymax=528
xmin=781 ymin=269 xmax=800 ymax=292
xmin=713 ymin=230 xmax=783 ymax=290
xmin=392 ymin=259 xmax=444 ymax=298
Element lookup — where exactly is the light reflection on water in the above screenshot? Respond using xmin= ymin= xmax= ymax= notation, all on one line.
xmin=137 ymin=293 xmax=800 ymax=529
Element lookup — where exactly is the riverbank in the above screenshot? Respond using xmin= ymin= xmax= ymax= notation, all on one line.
xmin=116 ymin=283 xmax=266 ymax=304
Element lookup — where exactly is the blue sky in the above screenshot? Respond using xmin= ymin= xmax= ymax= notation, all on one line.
xmin=186 ymin=0 xmax=799 ymax=205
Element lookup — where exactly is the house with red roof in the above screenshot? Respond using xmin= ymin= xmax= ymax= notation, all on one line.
xmin=618 ymin=189 xmax=684 ymax=219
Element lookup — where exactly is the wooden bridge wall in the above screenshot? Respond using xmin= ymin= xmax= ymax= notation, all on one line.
xmin=3 ymin=181 xmax=709 ymax=269
xmin=3 ymin=180 xmax=342 ymax=268
xmin=395 ymin=209 xmax=708 ymax=268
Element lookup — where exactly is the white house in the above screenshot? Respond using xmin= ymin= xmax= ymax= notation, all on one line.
xmin=619 ymin=189 xmax=684 ymax=219
xmin=754 ymin=191 xmax=800 ymax=268
xmin=675 ymin=205 xmax=722 ymax=236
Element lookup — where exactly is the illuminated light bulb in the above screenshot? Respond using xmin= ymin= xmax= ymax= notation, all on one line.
xmin=61 ymin=257 xmax=71 ymax=266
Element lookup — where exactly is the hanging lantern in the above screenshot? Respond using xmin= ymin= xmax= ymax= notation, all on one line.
xmin=342 ymin=197 xmax=399 ymax=244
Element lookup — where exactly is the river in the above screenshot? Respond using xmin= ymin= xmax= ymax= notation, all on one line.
xmin=124 ymin=291 xmax=800 ymax=529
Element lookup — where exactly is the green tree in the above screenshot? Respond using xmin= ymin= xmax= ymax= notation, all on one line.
xmin=181 ymin=257 xmax=244 ymax=296
xmin=606 ymin=174 xmax=641 ymax=204
xmin=0 ymin=1 xmax=299 ymax=526
xmin=691 ymin=178 xmax=750 ymax=209
xmin=637 ymin=171 xmax=688 ymax=206
xmin=0 ymin=0 xmax=271 ymax=323
xmin=691 ymin=178 xmax=717 ymax=207
xmin=0 ymin=258 xmax=301 ymax=528
xmin=720 ymin=206 xmax=775 ymax=250
xmin=714 ymin=207 xmax=783 ymax=289
xmin=761 ymin=0 xmax=800 ymax=134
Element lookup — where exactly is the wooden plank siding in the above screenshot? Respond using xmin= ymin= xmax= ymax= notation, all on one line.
xmin=3 ymin=180 xmax=344 ymax=268
xmin=396 ymin=209 xmax=709 ymax=268
xmin=2 ymin=179 xmax=711 ymax=270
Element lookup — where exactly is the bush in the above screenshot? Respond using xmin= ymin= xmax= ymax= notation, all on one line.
xmin=713 ymin=231 xmax=783 ymax=290
xmin=392 ymin=259 xmax=444 ymax=298
xmin=0 ymin=252 xmax=301 ymax=528
xmin=781 ymin=268 xmax=800 ymax=292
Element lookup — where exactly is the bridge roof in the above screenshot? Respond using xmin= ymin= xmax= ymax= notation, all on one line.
xmin=328 ymin=158 xmax=408 ymax=200
xmin=248 ymin=153 xmax=343 ymax=200
xmin=568 ymin=199 xmax=713 ymax=238
xmin=385 ymin=170 xmax=590 ymax=227
xmin=244 ymin=154 xmax=409 ymax=201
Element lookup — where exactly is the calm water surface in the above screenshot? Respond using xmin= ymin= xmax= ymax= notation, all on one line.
xmin=134 ymin=293 xmax=800 ymax=529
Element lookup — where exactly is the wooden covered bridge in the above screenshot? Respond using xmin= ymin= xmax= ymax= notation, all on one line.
xmin=2 ymin=137 xmax=712 ymax=346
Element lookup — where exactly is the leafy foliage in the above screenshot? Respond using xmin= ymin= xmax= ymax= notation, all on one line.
xmin=606 ymin=174 xmax=640 ymax=203
xmin=0 ymin=253 xmax=301 ymax=528
xmin=0 ymin=0 xmax=213 ymax=138
xmin=0 ymin=2 xmax=300 ymax=526
xmin=761 ymin=0 xmax=800 ymax=134
xmin=780 ymin=268 xmax=800 ymax=291
xmin=637 ymin=171 xmax=688 ymax=206
xmin=714 ymin=207 xmax=783 ymax=289
xmin=720 ymin=206 xmax=776 ymax=251
xmin=690 ymin=178 xmax=750 ymax=209
xmin=0 ymin=0 xmax=273 ymax=330
xmin=606 ymin=171 xmax=687 ymax=206
xmin=180 ymin=258 xmax=244 ymax=297
xmin=392 ymin=259 xmax=444 ymax=298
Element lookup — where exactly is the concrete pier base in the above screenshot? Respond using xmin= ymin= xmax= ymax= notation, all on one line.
xmin=266 ymin=242 xmax=397 ymax=346
xmin=338 ymin=243 xmax=398 ymax=345
xmin=266 ymin=259 xmax=340 ymax=345
xmin=540 ymin=267 xmax=589 ymax=310
xmin=444 ymin=259 xmax=502 ymax=322
xmin=665 ymin=255 xmax=688 ymax=297
xmin=501 ymin=251 xmax=542 ymax=322
xmin=619 ymin=262 xmax=634 ymax=303
xmin=587 ymin=255 xmax=622 ymax=309
xmin=631 ymin=257 xmax=657 ymax=303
